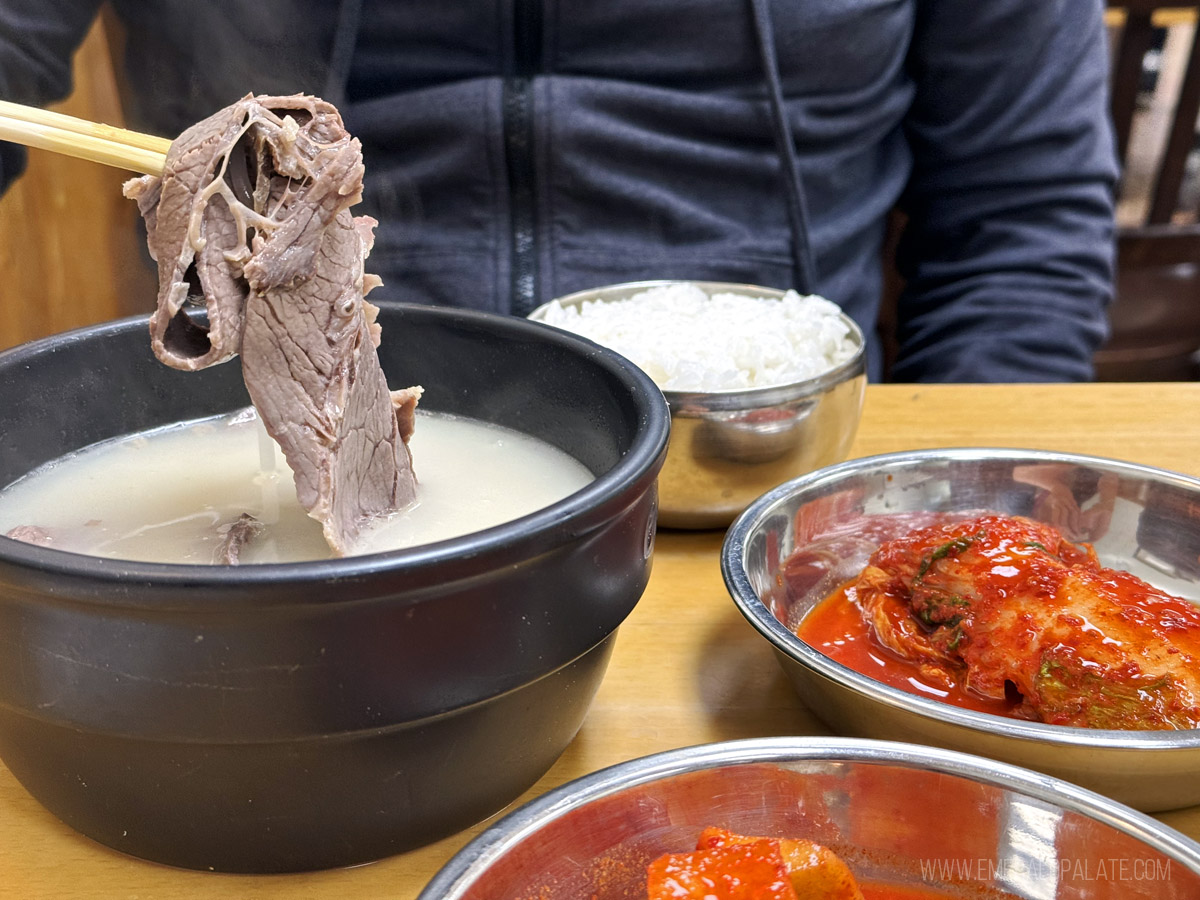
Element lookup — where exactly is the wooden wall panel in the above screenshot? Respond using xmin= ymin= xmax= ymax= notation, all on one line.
xmin=0 ymin=15 xmax=156 ymax=352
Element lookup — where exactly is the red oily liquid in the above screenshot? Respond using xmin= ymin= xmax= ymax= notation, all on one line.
xmin=863 ymin=887 xmax=980 ymax=900
xmin=795 ymin=583 xmax=1021 ymax=718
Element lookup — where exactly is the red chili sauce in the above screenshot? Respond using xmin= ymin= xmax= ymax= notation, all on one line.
xmin=862 ymin=887 xmax=971 ymax=900
xmin=645 ymin=827 xmax=992 ymax=900
xmin=795 ymin=583 xmax=1021 ymax=718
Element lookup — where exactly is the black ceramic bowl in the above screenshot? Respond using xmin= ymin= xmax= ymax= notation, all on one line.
xmin=0 ymin=303 xmax=670 ymax=874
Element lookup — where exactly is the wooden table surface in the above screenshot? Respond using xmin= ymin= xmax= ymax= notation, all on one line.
xmin=3 ymin=382 xmax=1199 ymax=898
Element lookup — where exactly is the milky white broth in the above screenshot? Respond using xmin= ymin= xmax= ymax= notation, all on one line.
xmin=0 ymin=409 xmax=594 ymax=564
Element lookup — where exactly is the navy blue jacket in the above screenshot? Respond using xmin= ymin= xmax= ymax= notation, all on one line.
xmin=0 ymin=0 xmax=1118 ymax=382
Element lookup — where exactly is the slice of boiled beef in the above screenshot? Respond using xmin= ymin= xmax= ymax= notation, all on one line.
xmin=215 ymin=513 xmax=266 ymax=565
xmin=124 ymin=94 xmax=418 ymax=556
xmin=5 ymin=525 xmax=53 ymax=547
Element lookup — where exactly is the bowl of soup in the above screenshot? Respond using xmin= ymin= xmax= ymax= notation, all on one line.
xmin=417 ymin=737 xmax=1200 ymax=899
xmin=0 ymin=302 xmax=670 ymax=873
xmin=721 ymin=448 xmax=1200 ymax=813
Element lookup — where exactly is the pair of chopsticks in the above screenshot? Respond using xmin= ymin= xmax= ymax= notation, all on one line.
xmin=0 ymin=99 xmax=169 ymax=176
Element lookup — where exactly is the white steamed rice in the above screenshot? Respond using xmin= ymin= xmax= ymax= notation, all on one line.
xmin=538 ymin=284 xmax=858 ymax=392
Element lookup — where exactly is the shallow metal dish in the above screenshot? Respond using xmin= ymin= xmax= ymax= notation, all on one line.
xmin=419 ymin=737 xmax=1200 ymax=899
xmin=721 ymin=448 xmax=1200 ymax=812
xmin=529 ymin=281 xmax=867 ymax=529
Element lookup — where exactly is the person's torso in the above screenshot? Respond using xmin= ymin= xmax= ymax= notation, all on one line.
xmin=116 ymin=0 xmax=919 ymax=378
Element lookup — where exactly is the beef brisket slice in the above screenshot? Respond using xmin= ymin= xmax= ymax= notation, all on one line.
xmin=124 ymin=94 xmax=418 ymax=555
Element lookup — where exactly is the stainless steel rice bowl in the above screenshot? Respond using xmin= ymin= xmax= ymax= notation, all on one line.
xmin=721 ymin=448 xmax=1200 ymax=812
xmin=529 ymin=281 xmax=867 ymax=529
xmin=418 ymin=737 xmax=1200 ymax=899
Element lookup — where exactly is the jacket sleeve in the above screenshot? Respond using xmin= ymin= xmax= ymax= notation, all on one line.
xmin=0 ymin=0 xmax=105 ymax=194
xmin=891 ymin=0 xmax=1119 ymax=383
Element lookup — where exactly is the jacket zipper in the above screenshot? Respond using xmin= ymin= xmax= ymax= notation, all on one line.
xmin=503 ymin=0 xmax=542 ymax=315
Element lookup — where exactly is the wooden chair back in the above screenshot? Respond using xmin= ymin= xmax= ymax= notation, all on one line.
xmin=1097 ymin=2 xmax=1200 ymax=380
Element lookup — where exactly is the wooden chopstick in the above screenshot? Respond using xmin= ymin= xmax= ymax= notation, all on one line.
xmin=0 ymin=100 xmax=170 ymax=176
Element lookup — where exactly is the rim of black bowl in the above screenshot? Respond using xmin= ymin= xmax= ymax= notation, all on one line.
xmin=417 ymin=736 xmax=1200 ymax=899
xmin=0 ymin=306 xmax=671 ymax=601
xmin=721 ymin=447 xmax=1200 ymax=751
xmin=529 ymin=279 xmax=868 ymax=409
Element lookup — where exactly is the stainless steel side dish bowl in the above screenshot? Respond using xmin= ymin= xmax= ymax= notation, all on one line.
xmin=722 ymin=448 xmax=1200 ymax=812
xmin=419 ymin=737 xmax=1200 ymax=899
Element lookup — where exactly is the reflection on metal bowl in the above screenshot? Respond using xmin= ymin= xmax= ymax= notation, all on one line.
xmin=697 ymin=402 xmax=817 ymax=465
xmin=722 ymin=448 xmax=1200 ymax=812
xmin=418 ymin=737 xmax=1200 ymax=899
xmin=529 ymin=281 xmax=867 ymax=529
